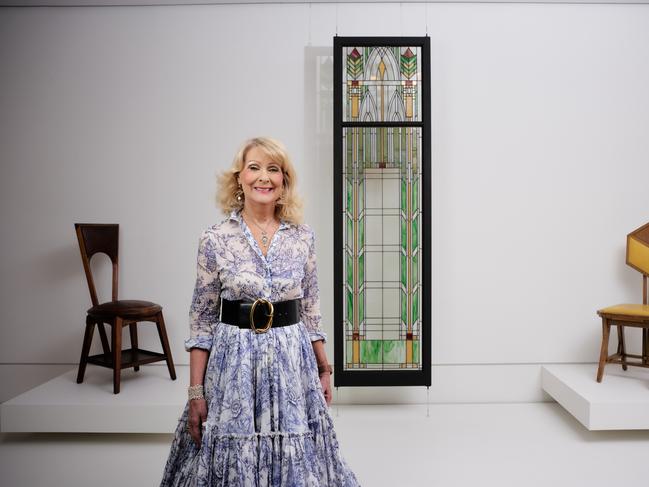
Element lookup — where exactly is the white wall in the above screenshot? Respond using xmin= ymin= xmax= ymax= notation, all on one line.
xmin=1 ymin=2 xmax=648 ymax=403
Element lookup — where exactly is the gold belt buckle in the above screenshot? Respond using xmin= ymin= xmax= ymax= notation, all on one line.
xmin=250 ymin=298 xmax=274 ymax=334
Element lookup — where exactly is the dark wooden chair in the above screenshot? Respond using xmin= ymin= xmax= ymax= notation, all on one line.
xmin=596 ymin=222 xmax=649 ymax=382
xmin=75 ymin=223 xmax=176 ymax=393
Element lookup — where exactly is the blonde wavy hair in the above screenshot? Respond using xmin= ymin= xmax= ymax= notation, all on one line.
xmin=217 ymin=137 xmax=303 ymax=225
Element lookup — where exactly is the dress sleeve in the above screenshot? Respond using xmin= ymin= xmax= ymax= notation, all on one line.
xmin=184 ymin=229 xmax=221 ymax=352
xmin=300 ymin=228 xmax=328 ymax=343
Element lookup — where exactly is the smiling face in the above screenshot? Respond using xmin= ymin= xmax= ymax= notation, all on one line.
xmin=237 ymin=146 xmax=284 ymax=210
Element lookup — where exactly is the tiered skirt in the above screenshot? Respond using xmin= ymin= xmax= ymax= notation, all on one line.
xmin=160 ymin=322 xmax=359 ymax=487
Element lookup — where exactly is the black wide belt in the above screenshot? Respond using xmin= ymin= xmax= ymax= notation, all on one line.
xmin=220 ymin=298 xmax=300 ymax=333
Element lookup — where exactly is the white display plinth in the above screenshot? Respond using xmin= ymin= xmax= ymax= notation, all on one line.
xmin=0 ymin=365 xmax=187 ymax=433
xmin=542 ymin=364 xmax=649 ymax=431
xmin=5 ymin=363 xmax=649 ymax=434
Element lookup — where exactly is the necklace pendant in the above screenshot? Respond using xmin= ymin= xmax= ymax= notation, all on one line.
xmin=261 ymin=233 xmax=269 ymax=247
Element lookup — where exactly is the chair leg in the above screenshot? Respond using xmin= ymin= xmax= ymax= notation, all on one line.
xmin=155 ymin=311 xmax=177 ymax=381
xmin=597 ymin=317 xmax=611 ymax=383
xmin=643 ymin=328 xmax=649 ymax=365
xmin=77 ymin=316 xmax=95 ymax=384
xmin=617 ymin=325 xmax=627 ymax=371
xmin=112 ymin=318 xmax=123 ymax=394
xmin=129 ymin=322 xmax=140 ymax=372
xmin=98 ymin=322 xmax=111 ymax=356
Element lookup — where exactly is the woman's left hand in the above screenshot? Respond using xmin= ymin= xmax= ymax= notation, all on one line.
xmin=319 ymin=372 xmax=332 ymax=406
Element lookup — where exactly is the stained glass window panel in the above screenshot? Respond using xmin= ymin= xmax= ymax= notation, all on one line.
xmin=334 ymin=36 xmax=430 ymax=387
xmin=343 ymin=46 xmax=422 ymax=122
xmin=342 ymin=127 xmax=422 ymax=370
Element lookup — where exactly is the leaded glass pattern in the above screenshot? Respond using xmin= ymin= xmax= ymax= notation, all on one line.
xmin=343 ymin=127 xmax=422 ymax=370
xmin=334 ymin=37 xmax=431 ymax=387
xmin=343 ymin=46 xmax=422 ymax=122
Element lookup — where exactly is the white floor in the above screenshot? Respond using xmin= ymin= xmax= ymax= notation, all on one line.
xmin=1 ymin=402 xmax=648 ymax=487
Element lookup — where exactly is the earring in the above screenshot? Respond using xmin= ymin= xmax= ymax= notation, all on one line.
xmin=235 ymin=185 xmax=244 ymax=203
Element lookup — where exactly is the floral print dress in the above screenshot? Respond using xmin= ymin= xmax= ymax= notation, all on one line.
xmin=160 ymin=211 xmax=359 ymax=487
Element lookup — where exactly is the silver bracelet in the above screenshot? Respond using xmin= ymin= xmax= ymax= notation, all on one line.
xmin=188 ymin=384 xmax=204 ymax=401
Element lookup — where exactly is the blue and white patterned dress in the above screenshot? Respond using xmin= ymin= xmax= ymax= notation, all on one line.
xmin=160 ymin=211 xmax=359 ymax=487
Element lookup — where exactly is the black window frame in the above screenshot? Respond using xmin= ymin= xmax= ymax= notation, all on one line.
xmin=333 ymin=36 xmax=432 ymax=387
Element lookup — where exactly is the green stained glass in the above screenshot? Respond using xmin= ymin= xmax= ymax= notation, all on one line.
xmin=359 ymin=287 xmax=365 ymax=323
xmin=358 ymin=253 xmax=364 ymax=289
xmin=400 ymin=177 xmax=407 ymax=211
xmin=346 ymin=253 xmax=353 ymax=289
xmin=383 ymin=340 xmax=406 ymax=363
xmin=358 ymin=176 xmax=364 ymax=204
xmin=412 ymin=176 xmax=418 ymax=212
xmin=346 ymin=288 xmax=353 ymax=322
xmin=347 ymin=48 xmax=363 ymax=79
xmin=358 ymin=254 xmax=365 ymax=323
xmin=360 ymin=340 xmax=382 ymax=364
xmin=401 ymin=288 xmax=407 ymax=324
xmin=400 ymin=48 xmax=417 ymax=78
xmin=412 ymin=252 xmax=418 ymax=285
xmin=413 ymin=340 xmax=420 ymax=365
xmin=413 ymin=287 xmax=419 ymax=323
xmin=412 ymin=216 xmax=418 ymax=251
xmin=346 ymin=178 xmax=352 ymax=211
xmin=346 ymin=216 xmax=353 ymax=251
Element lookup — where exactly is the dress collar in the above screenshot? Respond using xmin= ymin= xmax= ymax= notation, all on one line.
xmin=228 ymin=209 xmax=290 ymax=231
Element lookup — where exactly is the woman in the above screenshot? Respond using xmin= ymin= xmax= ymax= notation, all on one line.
xmin=160 ymin=137 xmax=359 ymax=486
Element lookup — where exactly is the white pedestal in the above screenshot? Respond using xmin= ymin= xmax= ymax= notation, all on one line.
xmin=542 ymin=363 xmax=649 ymax=430
xmin=0 ymin=365 xmax=186 ymax=433
xmin=5 ymin=363 xmax=649 ymax=434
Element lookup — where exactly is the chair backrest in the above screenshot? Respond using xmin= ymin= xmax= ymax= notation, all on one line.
xmin=75 ymin=223 xmax=119 ymax=306
xmin=626 ymin=221 xmax=649 ymax=305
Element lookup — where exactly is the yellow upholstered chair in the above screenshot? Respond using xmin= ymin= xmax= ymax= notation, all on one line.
xmin=596 ymin=222 xmax=649 ymax=382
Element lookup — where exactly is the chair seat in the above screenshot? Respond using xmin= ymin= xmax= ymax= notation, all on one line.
xmin=597 ymin=304 xmax=649 ymax=318
xmin=87 ymin=300 xmax=162 ymax=319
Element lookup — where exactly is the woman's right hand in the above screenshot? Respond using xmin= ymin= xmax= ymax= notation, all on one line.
xmin=187 ymin=398 xmax=208 ymax=448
